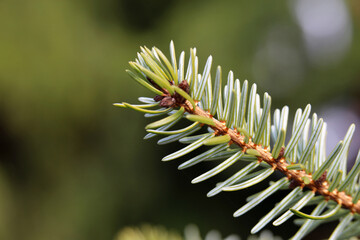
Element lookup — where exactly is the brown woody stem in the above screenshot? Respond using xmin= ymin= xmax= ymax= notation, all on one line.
xmin=181 ymin=100 xmax=360 ymax=214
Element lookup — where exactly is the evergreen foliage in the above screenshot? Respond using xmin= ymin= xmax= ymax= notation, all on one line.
xmin=115 ymin=42 xmax=360 ymax=239
xmin=116 ymin=224 xmax=281 ymax=240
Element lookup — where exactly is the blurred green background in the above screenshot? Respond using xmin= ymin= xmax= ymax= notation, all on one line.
xmin=1 ymin=0 xmax=360 ymax=239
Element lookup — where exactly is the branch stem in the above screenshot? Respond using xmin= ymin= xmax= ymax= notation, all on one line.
xmin=182 ymin=100 xmax=360 ymax=214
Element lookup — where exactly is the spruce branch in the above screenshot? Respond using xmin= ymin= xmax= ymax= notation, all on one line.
xmin=115 ymin=41 xmax=360 ymax=239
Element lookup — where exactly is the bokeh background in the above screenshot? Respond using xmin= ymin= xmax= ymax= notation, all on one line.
xmin=1 ymin=0 xmax=360 ymax=239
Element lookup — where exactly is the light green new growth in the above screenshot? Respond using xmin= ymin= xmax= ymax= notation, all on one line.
xmin=116 ymin=41 xmax=360 ymax=240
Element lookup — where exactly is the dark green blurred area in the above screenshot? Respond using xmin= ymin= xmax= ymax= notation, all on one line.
xmin=0 ymin=0 xmax=360 ymax=239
